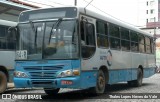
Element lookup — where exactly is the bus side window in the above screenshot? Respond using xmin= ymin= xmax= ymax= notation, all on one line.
xmin=80 ymin=21 xmax=96 ymax=58
xmin=80 ymin=21 xmax=95 ymax=46
xmin=80 ymin=21 xmax=85 ymax=45
xmin=86 ymin=23 xmax=95 ymax=45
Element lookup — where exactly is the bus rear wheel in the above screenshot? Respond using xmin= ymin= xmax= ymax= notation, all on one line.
xmin=0 ymin=71 xmax=7 ymax=93
xmin=89 ymin=70 xmax=106 ymax=95
xmin=128 ymin=68 xmax=143 ymax=87
xmin=44 ymin=88 xmax=60 ymax=95
xmin=135 ymin=68 xmax=143 ymax=86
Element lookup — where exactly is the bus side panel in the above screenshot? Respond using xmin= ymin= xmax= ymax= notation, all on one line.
xmin=8 ymin=69 xmax=14 ymax=82
xmin=131 ymin=53 xmax=146 ymax=79
xmin=80 ymin=71 xmax=97 ymax=89
xmin=132 ymin=53 xmax=146 ymax=68
xmin=108 ymin=69 xmax=132 ymax=84
xmin=131 ymin=68 xmax=137 ymax=80
xmin=110 ymin=51 xmax=132 ymax=71
xmin=143 ymin=68 xmax=155 ymax=78
xmin=143 ymin=54 xmax=156 ymax=78
xmin=0 ymin=51 xmax=15 ymax=82
xmin=108 ymin=50 xmax=133 ymax=84
xmin=108 ymin=70 xmax=119 ymax=84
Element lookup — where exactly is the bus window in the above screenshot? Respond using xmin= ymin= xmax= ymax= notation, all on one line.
xmin=109 ymin=24 xmax=120 ymax=38
xmin=145 ymin=36 xmax=151 ymax=54
xmin=0 ymin=25 xmax=6 ymax=37
xmin=138 ymin=34 xmax=145 ymax=53
xmin=80 ymin=21 xmax=96 ymax=58
xmin=109 ymin=23 xmax=120 ymax=50
xmin=110 ymin=37 xmax=120 ymax=49
xmin=96 ymin=21 xmax=108 ymax=48
xmin=130 ymin=31 xmax=138 ymax=52
xmin=130 ymin=31 xmax=138 ymax=42
xmin=120 ymin=28 xmax=130 ymax=51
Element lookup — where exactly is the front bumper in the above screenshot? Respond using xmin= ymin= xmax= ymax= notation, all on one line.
xmin=14 ymin=76 xmax=81 ymax=89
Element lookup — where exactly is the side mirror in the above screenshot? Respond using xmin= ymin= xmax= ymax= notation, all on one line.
xmin=8 ymin=26 xmax=17 ymax=41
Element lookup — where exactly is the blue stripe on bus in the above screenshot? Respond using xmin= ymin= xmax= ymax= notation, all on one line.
xmin=14 ymin=60 xmax=155 ymax=89
xmin=108 ymin=68 xmax=155 ymax=84
xmin=80 ymin=67 xmax=156 ymax=88
xmin=80 ymin=71 xmax=97 ymax=89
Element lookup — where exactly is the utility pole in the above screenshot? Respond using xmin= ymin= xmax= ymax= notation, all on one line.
xmin=74 ymin=0 xmax=77 ymax=6
xmin=154 ymin=17 xmax=156 ymax=37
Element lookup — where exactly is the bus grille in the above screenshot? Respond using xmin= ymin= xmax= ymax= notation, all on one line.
xmin=24 ymin=65 xmax=63 ymax=79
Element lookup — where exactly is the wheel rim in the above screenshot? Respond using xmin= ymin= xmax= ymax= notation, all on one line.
xmin=97 ymin=75 xmax=105 ymax=91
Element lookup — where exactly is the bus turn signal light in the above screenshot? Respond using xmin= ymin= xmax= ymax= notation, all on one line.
xmin=73 ymin=70 xmax=80 ymax=75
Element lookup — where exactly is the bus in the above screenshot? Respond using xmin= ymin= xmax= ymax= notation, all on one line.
xmin=0 ymin=19 xmax=17 ymax=93
xmin=13 ymin=7 xmax=156 ymax=95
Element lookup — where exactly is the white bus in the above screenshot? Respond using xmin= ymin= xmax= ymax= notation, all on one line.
xmin=0 ymin=19 xmax=17 ymax=93
xmin=13 ymin=7 xmax=156 ymax=95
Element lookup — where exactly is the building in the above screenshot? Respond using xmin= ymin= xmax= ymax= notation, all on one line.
xmin=138 ymin=0 xmax=160 ymax=68
xmin=0 ymin=0 xmax=38 ymax=22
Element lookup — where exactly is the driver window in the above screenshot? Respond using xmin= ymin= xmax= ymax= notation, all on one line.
xmin=80 ymin=21 xmax=96 ymax=59
xmin=81 ymin=21 xmax=95 ymax=46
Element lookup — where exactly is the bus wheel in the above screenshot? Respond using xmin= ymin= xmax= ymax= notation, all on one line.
xmin=134 ymin=68 xmax=143 ymax=86
xmin=0 ymin=71 xmax=7 ymax=93
xmin=89 ymin=70 xmax=106 ymax=95
xmin=44 ymin=88 xmax=60 ymax=95
xmin=128 ymin=68 xmax=143 ymax=87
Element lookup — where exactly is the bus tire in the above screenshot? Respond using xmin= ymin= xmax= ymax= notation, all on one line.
xmin=89 ymin=70 xmax=106 ymax=95
xmin=0 ymin=71 xmax=7 ymax=93
xmin=134 ymin=68 xmax=143 ymax=87
xmin=44 ymin=88 xmax=60 ymax=95
xmin=128 ymin=68 xmax=143 ymax=87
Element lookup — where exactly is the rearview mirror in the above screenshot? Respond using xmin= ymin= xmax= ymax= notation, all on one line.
xmin=8 ymin=26 xmax=17 ymax=40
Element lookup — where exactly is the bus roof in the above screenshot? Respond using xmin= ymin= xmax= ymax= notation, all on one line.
xmin=19 ymin=6 xmax=153 ymax=38
xmin=77 ymin=7 xmax=153 ymax=38
xmin=0 ymin=19 xmax=17 ymax=26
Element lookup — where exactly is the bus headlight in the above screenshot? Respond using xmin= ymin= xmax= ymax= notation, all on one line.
xmin=57 ymin=69 xmax=80 ymax=78
xmin=57 ymin=70 xmax=72 ymax=78
xmin=14 ymin=71 xmax=28 ymax=78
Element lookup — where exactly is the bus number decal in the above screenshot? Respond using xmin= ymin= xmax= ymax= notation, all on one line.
xmin=16 ymin=50 xmax=27 ymax=59
xmin=100 ymin=50 xmax=112 ymax=66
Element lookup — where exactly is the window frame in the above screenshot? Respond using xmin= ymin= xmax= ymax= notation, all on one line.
xmin=80 ymin=20 xmax=96 ymax=59
xmin=0 ymin=25 xmax=16 ymax=50
xmin=96 ymin=20 xmax=109 ymax=48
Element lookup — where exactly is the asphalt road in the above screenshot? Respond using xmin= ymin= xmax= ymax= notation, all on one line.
xmin=1 ymin=73 xmax=160 ymax=102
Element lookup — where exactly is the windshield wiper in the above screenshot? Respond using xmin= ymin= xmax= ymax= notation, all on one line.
xmin=29 ymin=20 xmax=36 ymax=33
xmin=48 ymin=18 xmax=62 ymax=44
xmin=29 ymin=20 xmax=38 ymax=52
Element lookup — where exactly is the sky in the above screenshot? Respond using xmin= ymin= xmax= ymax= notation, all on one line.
xmin=20 ymin=0 xmax=142 ymax=27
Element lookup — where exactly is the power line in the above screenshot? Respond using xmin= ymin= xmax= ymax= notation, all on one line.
xmin=22 ymin=0 xmax=54 ymax=7
xmin=46 ymin=0 xmax=72 ymax=6
xmin=83 ymin=0 xmax=138 ymax=27
xmin=22 ymin=0 xmax=73 ymax=7
xmin=75 ymin=0 xmax=77 ymax=6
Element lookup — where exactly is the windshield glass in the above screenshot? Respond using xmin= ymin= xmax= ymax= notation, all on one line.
xmin=17 ymin=19 xmax=79 ymax=60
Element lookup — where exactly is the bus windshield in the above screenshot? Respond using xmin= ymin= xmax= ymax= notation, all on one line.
xmin=17 ymin=19 xmax=79 ymax=60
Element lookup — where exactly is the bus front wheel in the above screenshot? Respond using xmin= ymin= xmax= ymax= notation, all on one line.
xmin=0 ymin=71 xmax=7 ymax=93
xmin=44 ymin=88 xmax=60 ymax=95
xmin=89 ymin=70 xmax=106 ymax=95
